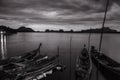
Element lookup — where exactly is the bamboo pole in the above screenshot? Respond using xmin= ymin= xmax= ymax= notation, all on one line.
xmin=88 ymin=28 xmax=92 ymax=52
xmin=97 ymin=0 xmax=110 ymax=80
xmin=57 ymin=46 xmax=60 ymax=65
xmin=69 ymin=36 xmax=72 ymax=80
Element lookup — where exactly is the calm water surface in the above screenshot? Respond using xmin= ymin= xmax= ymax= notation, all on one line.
xmin=1 ymin=33 xmax=120 ymax=80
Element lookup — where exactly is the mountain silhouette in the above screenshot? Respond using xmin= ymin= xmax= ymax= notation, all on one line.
xmin=0 ymin=25 xmax=17 ymax=34
xmin=17 ymin=26 xmax=35 ymax=32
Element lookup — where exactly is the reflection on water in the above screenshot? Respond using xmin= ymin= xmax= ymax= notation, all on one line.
xmin=1 ymin=33 xmax=120 ymax=80
xmin=0 ymin=31 xmax=7 ymax=59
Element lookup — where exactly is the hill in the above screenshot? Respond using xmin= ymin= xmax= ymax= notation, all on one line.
xmin=0 ymin=25 xmax=17 ymax=34
xmin=80 ymin=27 xmax=118 ymax=33
xmin=17 ymin=26 xmax=35 ymax=32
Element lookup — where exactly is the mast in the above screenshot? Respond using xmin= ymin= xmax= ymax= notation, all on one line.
xmin=88 ymin=27 xmax=91 ymax=52
xmin=69 ymin=36 xmax=72 ymax=80
xmin=99 ymin=0 xmax=110 ymax=52
xmin=97 ymin=0 xmax=110 ymax=80
xmin=57 ymin=46 xmax=60 ymax=65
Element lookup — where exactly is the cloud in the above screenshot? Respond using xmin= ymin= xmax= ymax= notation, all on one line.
xmin=79 ymin=3 xmax=120 ymax=21
xmin=0 ymin=0 xmax=120 ymax=30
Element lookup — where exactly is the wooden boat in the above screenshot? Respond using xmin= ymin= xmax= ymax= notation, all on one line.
xmin=0 ymin=53 xmax=65 ymax=80
xmin=75 ymin=46 xmax=92 ymax=80
xmin=0 ymin=54 xmax=64 ymax=80
xmin=0 ymin=70 xmax=16 ymax=80
xmin=91 ymin=46 xmax=120 ymax=80
xmin=89 ymin=0 xmax=120 ymax=80
xmin=0 ymin=30 xmax=45 ymax=66
xmin=14 ymin=55 xmax=65 ymax=80
xmin=0 ymin=43 xmax=47 ymax=66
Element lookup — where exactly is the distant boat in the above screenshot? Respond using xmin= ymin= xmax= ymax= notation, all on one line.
xmin=75 ymin=45 xmax=92 ymax=80
xmin=91 ymin=46 xmax=120 ymax=80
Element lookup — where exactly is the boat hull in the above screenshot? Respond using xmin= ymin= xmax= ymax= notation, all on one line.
xmin=91 ymin=54 xmax=120 ymax=80
xmin=75 ymin=47 xmax=92 ymax=80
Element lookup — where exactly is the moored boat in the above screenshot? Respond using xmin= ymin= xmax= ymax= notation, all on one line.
xmin=14 ymin=55 xmax=65 ymax=80
xmin=0 ymin=42 xmax=66 ymax=80
xmin=75 ymin=45 xmax=92 ymax=80
xmin=89 ymin=0 xmax=120 ymax=80
xmin=1 ymin=54 xmax=65 ymax=80
xmin=0 ymin=43 xmax=47 ymax=66
xmin=91 ymin=46 xmax=120 ymax=80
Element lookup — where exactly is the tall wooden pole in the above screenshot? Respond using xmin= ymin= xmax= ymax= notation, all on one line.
xmin=88 ymin=28 xmax=91 ymax=52
xmin=57 ymin=46 xmax=60 ymax=65
xmin=99 ymin=0 xmax=109 ymax=52
xmin=97 ymin=0 xmax=110 ymax=80
xmin=69 ymin=36 xmax=72 ymax=80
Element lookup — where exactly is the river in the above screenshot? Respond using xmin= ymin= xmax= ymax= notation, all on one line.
xmin=1 ymin=33 xmax=120 ymax=80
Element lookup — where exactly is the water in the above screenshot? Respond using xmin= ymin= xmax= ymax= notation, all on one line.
xmin=0 ymin=31 xmax=7 ymax=59
xmin=1 ymin=33 xmax=120 ymax=80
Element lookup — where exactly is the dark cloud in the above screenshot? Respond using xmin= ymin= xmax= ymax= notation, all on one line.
xmin=0 ymin=0 xmax=118 ymax=12
xmin=0 ymin=0 xmax=120 ymax=30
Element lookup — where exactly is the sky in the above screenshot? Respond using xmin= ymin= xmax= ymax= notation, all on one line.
xmin=0 ymin=0 xmax=120 ymax=31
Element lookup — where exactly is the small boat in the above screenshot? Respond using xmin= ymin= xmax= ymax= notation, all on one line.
xmin=89 ymin=0 xmax=120 ymax=80
xmin=0 ymin=70 xmax=16 ymax=80
xmin=0 ymin=54 xmax=65 ymax=80
xmin=0 ymin=30 xmax=46 ymax=66
xmin=0 ymin=43 xmax=47 ymax=66
xmin=75 ymin=45 xmax=92 ymax=80
xmin=14 ymin=55 xmax=65 ymax=80
xmin=91 ymin=46 xmax=120 ymax=80
xmin=0 ymin=53 xmax=65 ymax=80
